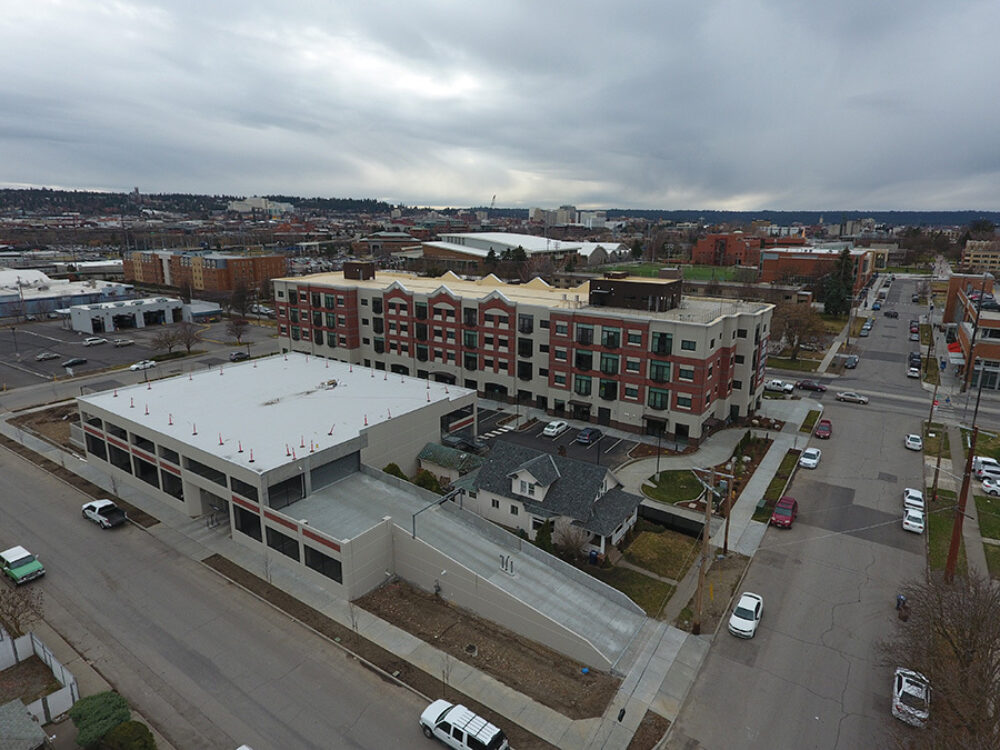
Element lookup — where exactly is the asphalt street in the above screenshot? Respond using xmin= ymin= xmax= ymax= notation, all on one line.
xmin=0 ymin=446 xmax=428 ymax=750
xmin=668 ymin=279 xmax=934 ymax=749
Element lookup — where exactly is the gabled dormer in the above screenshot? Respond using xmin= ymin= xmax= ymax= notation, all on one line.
xmin=507 ymin=454 xmax=560 ymax=502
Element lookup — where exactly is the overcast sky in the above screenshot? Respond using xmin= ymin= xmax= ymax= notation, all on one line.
xmin=2 ymin=1 xmax=998 ymax=210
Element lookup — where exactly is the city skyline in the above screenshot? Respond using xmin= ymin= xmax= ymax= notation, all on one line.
xmin=2 ymin=1 xmax=998 ymax=211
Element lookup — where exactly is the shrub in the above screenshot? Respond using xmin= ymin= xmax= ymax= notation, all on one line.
xmin=382 ymin=462 xmax=406 ymax=480
xmin=412 ymin=469 xmax=443 ymax=494
xmin=69 ymin=691 xmax=130 ymax=749
xmin=102 ymin=720 xmax=157 ymax=750
xmin=535 ymin=520 xmax=554 ymax=552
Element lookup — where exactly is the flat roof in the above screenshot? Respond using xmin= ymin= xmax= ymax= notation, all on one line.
xmin=280 ymin=271 xmax=770 ymax=322
xmin=78 ymin=353 xmax=474 ymax=473
xmin=293 ymin=471 xmax=646 ymax=663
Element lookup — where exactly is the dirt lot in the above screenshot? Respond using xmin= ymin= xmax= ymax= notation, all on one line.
xmin=673 ymin=552 xmax=751 ymax=634
xmin=9 ymin=402 xmax=78 ymax=448
xmin=0 ymin=655 xmax=60 ymax=704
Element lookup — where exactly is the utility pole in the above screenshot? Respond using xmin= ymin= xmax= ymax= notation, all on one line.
xmin=931 ymin=424 xmax=946 ymax=503
xmin=945 ymin=426 xmax=977 ymax=583
xmin=692 ymin=468 xmax=715 ymax=635
xmin=961 ymin=274 xmax=989 ymax=394
xmin=927 ymin=379 xmax=939 ymax=428
xmin=722 ymin=473 xmax=734 ymax=555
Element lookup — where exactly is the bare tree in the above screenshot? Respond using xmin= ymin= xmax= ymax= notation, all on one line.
xmin=880 ymin=572 xmax=1000 ymax=749
xmin=176 ymin=321 xmax=202 ymax=354
xmin=0 ymin=586 xmax=44 ymax=638
xmin=230 ymin=281 xmax=251 ymax=318
xmin=770 ymin=302 xmax=825 ymax=360
xmin=151 ymin=329 xmax=181 ymax=355
xmin=226 ymin=318 xmax=249 ymax=344
xmin=553 ymin=523 xmax=592 ymax=561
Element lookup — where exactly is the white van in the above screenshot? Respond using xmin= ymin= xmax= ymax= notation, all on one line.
xmin=419 ymin=700 xmax=509 ymax=750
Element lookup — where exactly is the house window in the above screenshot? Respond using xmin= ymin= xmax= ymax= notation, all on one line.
xmin=681 ymin=339 xmax=697 ymax=351
xmin=510 ymin=505 xmax=519 ymax=516
xmin=519 ymin=480 xmax=535 ymax=496
xmin=491 ymin=498 xmax=500 ymax=509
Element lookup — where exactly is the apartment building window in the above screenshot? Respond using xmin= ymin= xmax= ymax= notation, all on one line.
xmin=735 ymin=354 xmax=745 ymax=364
xmin=291 ymin=326 xmax=300 ymax=341
xmin=601 ymin=327 xmax=621 ymax=349
xmin=463 ymin=330 xmax=478 ymax=349
xmin=539 ymin=344 xmax=549 ymax=353
xmin=576 ymin=324 xmax=594 ymax=346
xmin=313 ymin=330 xmax=322 ymax=345
xmin=276 ymin=290 xmax=285 ymax=299
xmin=463 ymin=353 xmax=477 ymax=370
xmin=373 ymin=318 xmax=384 ymax=334
xmin=374 ymin=338 xmax=385 ymax=354
xmin=517 ymin=361 xmax=532 ymax=381
xmin=463 ymin=308 xmax=478 ymax=326
xmin=290 ymin=309 xmax=299 ymax=323
xmin=338 ymin=315 xmax=347 ymax=327
xmin=737 ymin=328 xmax=748 ymax=338
xmin=415 ymin=323 xmax=427 ymax=341
xmin=518 ymin=338 xmax=533 ymax=357
xmin=627 ymin=331 xmax=642 ymax=346
xmin=600 ymin=353 xmax=619 ymax=375
xmin=372 ymin=299 xmax=383 ymax=314
xmin=626 ymin=358 xmax=641 ymax=374
xmin=325 ymin=313 xmax=336 ymax=328
xmin=599 ymin=379 xmax=618 ymax=400
xmin=649 ymin=361 xmax=670 ymax=383
xmin=553 ymin=373 xmax=567 ymax=386
xmin=733 ymin=380 xmax=742 ymax=390
xmin=446 ymin=330 xmax=456 ymax=342
xmin=518 ymin=314 xmax=534 ymax=334
xmin=361 ymin=298 xmax=368 ymax=306
xmin=326 ymin=331 xmax=337 ymax=347
xmin=681 ymin=339 xmax=697 ymax=351
xmin=337 ymin=296 xmax=345 ymax=307
xmin=554 ymin=348 xmax=567 ymax=362
xmin=311 ymin=293 xmax=321 ymax=307
xmin=288 ymin=290 xmax=298 ymax=304
xmin=555 ymin=321 xmax=569 ymax=336
xmin=540 ymin=320 xmax=550 ymax=329
xmin=647 ymin=388 xmax=669 ymax=410
xmin=624 ymin=384 xmax=639 ymax=399
xmin=574 ymin=375 xmax=592 ymax=396
xmin=651 ymin=331 xmax=672 ymax=355
xmin=415 ymin=301 xmax=428 ymax=320
xmin=678 ymin=366 xmax=695 ymax=381
xmin=575 ymin=351 xmax=593 ymax=370
xmin=324 ymin=295 xmax=335 ymax=309
xmin=677 ymin=395 xmax=693 ymax=409
xmin=312 ymin=312 xmax=322 ymax=327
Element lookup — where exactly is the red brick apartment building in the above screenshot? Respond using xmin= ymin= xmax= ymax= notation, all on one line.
xmin=271 ymin=264 xmax=774 ymax=444
xmin=759 ymin=246 xmax=874 ymax=296
xmin=124 ymin=250 xmax=287 ymax=293
xmin=944 ymin=274 xmax=1000 ymax=390
xmin=691 ymin=233 xmax=763 ymax=266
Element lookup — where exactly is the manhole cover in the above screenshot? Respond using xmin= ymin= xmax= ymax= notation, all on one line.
xmin=465 ymin=644 xmax=478 ymax=656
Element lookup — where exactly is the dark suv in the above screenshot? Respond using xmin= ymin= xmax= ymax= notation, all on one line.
xmin=230 ymin=351 xmax=250 ymax=362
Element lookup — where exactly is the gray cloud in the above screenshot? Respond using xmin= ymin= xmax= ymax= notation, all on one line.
xmin=1 ymin=0 xmax=998 ymax=209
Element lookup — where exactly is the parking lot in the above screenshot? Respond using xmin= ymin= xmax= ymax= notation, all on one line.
xmin=474 ymin=406 xmax=641 ymax=466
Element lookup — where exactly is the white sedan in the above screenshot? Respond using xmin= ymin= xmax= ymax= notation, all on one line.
xmin=903 ymin=488 xmax=925 ymax=512
xmin=129 ymin=360 xmax=156 ymax=371
xmin=982 ymin=477 xmax=1000 ymax=496
xmin=542 ymin=420 xmax=569 ymax=437
xmin=728 ymin=592 xmax=763 ymax=638
xmin=892 ymin=668 xmax=930 ymax=727
xmin=799 ymin=447 xmax=822 ymax=469
xmin=902 ymin=508 xmax=925 ymax=534
xmin=904 ymin=433 xmax=923 ymax=451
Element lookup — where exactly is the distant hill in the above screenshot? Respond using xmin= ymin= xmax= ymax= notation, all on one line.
xmin=603 ymin=209 xmax=1000 ymax=228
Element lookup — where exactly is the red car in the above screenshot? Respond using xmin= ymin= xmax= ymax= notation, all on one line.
xmin=814 ymin=419 xmax=832 ymax=439
xmin=796 ymin=379 xmax=827 ymax=392
xmin=770 ymin=496 xmax=798 ymax=528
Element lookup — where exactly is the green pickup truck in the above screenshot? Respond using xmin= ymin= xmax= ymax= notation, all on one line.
xmin=1 ymin=546 xmax=46 ymax=585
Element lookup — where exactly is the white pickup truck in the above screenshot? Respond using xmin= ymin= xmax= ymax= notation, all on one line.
xmin=765 ymin=379 xmax=795 ymax=394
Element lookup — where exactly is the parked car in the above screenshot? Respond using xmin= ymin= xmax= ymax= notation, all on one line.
xmin=728 ymin=592 xmax=764 ymax=638
xmin=765 ymin=379 xmax=794 ymax=394
xmin=859 ymin=327 xmax=870 ymax=337
xmin=981 ymin=477 xmax=1000 ymax=497
xmin=844 ymin=355 xmax=859 ymax=369
xmin=976 ymin=465 xmax=1000 ymax=482
xmin=892 ymin=668 xmax=930 ymax=727
xmin=419 ymin=699 xmax=509 ymax=750
xmin=836 ymin=391 xmax=869 ymax=404
xmin=902 ymin=508 xmax=926 ymax=534
xmin=795 ymin=379 xmax=827 ymax=392
xmin=61 ymin=357 xmax=87 ymax=367
xmin=81 ymin=499 xmax=128 ymax=529
xmin=770 ymin=496 xmax=799 ymax=527
xmin=113 ymin=338 xmax=135 ymax=347
xmin=908 ymin=352 xmax=922 ymax=366
xmin=542 ymin=420 xmax=569 ymax=437
xmin=903 ymin=488 xmax=925 ymax=512
xmin=0 ymin=546 xmax=45 ymax=585
xmin=799 ymin=448 xmax=822 ymax=469
xmin=83 ymin=337 xmax=108 ymax=346
xmin=229 ymin=351 xmax=250 ymax=362
xmin=441 ymin=434 xmax=488 ymax=455
xmin=35 ymin=351 xmax=60 ymax=361
xmin=906 ymin=367 xmax=921 ymax=378
xmin=909 ymin=331 xmax=920 ymax=341
xmin=872 ymin=301 xmax=882 ymax=311
xmin=25 ymin=314 xmax=38 ymax=321
xmin=973 ymin=456 xmax=1000 ymax=475
xmin=129 ymin=360 xmax=156 ymax=371
xmin=883 ymin=310 xmax=899 ymax=318
xmin=575 ymin=427 xmax=603 ymax=445
xmin=814 ymin=419 xmax=833 ymax=439
xmin=904 ymin=434 xmax=923 ymax=451
xmin=911 ymin=294 xmax=920 ymax=303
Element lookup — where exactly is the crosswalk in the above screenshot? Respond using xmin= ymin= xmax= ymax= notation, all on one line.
xmin=479 ymin=424 xmax=515 ymax=440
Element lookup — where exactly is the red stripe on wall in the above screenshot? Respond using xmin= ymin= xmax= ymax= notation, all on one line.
xmin=159 ymin=461 xmax=181 ymax=476
xmin=231 ymin=495 xmax=259 ymax=512
xmin=106 ymin=436 xmax=129 ymax=450
xmin=263 ymin=510 xmax=298 ymax=531
xmin=83 ymin=425 xmax=103 ymax=437
xmin=302 ymin=527 xmax=341 ymax=552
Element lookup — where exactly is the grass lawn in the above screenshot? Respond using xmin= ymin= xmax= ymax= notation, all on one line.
xmin=928 ymin=489 xmax=967 ymax=573
xmin=752 ymin=449 xmax=800 ymax=521
xmin=961 ymin=427 xmax=1000 ymax=461
xmin=588 ymin=565 xmax=675 ymax=617
xmin=923 ymin=422 xmax=950 ymax=457
xmin=982 ymin=544 xmax=1000 ymax=580
xmin=766 ymin=356 xmax=819 ymax=372
xmin=800 ymin=410 xmax=821 ymax=433
xmin=922 ymin=357 xmax=940 ymax=385
xmin=974 ymin=493 xmax=1000 ymax=540
xmin=682 ymin=265 xmax=736 ymax=281
xmin=819 ymin=313 xmax=848 ymax=335
xmin=643 ymin=469 xmax=704 ymax=504
xmin=624 ymin=530 xmax=700 ymax=581
xmin=919 ymin=324 xmax=932 ymax=347
xmin=601 ymin=262 xmax=663 ymax=278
